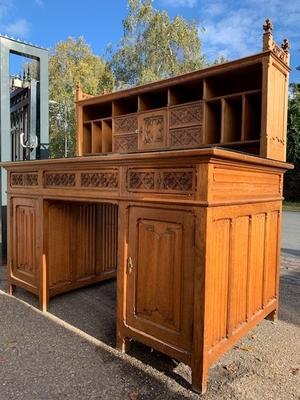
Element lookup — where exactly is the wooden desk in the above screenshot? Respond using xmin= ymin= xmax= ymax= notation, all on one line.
xmin=1 ymin=147 xmax=291 ymax=393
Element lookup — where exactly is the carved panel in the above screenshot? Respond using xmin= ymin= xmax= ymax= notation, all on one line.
xmin=138 ymin=110 xmax=167 ymax=151
xmin=11 ymin=173 xmax=38 ymax=187
xmin=113 ymin=133 xmax=138 ymax=153
xmin=127 ymin=168 xmax=195 ymax=194
xmin=169 ymin=102 xmax=203 ymax=128
xmin=11 ymin=174 xmax=24 ymax=186
xmin=80 ymin=171 xmax=119 ymax=189
xmin=207 ymin=206 xmax=281 ymax=351
xmin=114 ymin=115 xmax=138 ymax=134
xmin=12 ymin=199 xmax=37 ymax=286
xmin=128 ymin=171 xmax=155 ymax=190
xmin=143 ymin=116 xmax=164 ymax=144
xmin=264 ymin=211 xmax=279 ymax=305
xmin=126 ymin=207 xmax=194 ymax=350
xmin=95 ymin=204 xmax=118 ymax=274
xmin=161 ymin=171 xmax=194 ymax=191
xmin=44 ymin=173 xmax=76 ymax=187
xmin=48 ymin=203 xmax=72 ymax=288
xmin=169 ymin=126 xmax=202 ymax=148
xmin=72 ymin=204 xmax=97 ymax=280
xmin=135 ymin=219 xmax=183 ymax=330
xmin=271 ymin=42 xmax=289 ymax=63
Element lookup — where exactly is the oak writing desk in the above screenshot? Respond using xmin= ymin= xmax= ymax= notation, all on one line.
xmin=1 ymin=21 xmax=293 ymax=393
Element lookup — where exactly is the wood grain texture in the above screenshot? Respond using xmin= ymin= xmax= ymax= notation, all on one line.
xmin=138 ymin=110 xmax=167 ymax=151
xmin=126 ymin=206 xmax=194 ymax=351
xmin=48 ymin=202 xmax=72 ymax=288
xmin=210 ymin=166 xmax=281 ymax=202
xmin=47 ymin=202 xmax=118 ymax=294
xmin=11 ymin=198 xmax=37 ymax=287
xmin=261 ymin=58 xmax=289 ymax=161
xmin=4 ymin=43 xmax=291 ymax=393
xmin=204 ymin=202 xmax=281 ymax=364
xmin=76 ymin=51 xmax=289 ymax=162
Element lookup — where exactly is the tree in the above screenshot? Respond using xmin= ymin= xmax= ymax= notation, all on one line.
xmin=49 ymin=37 xmax=114 ymax=158
xmin=284 ymin=83 xmax=300 ymax=200
xmin=110 ymin=0 xmax=205 ymax=87
xmin=287 ymin=84 xmax=300 ymax=165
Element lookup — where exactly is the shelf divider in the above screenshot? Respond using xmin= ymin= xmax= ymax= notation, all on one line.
xmin=102 ymin=119 xmax=112 ymax=152
xmin=92 ymin=121 xmax=102 ymax=153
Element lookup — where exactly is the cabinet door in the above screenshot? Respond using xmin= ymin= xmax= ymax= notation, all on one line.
xmin=11 ymin=198 xmax=38 ymax=287
xmin=138 ymin=110 xmax=167 ymax=151
xmin=127 ymin=207 xmax=194 ymax=351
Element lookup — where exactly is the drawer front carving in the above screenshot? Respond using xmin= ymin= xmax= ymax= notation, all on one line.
xmin=127 ymin=168 xmax=196 ymax=194
xmin=44 ymin=173 xmax=76 ymax=187
xmin=169 ymin=102 xmax=203 ymax=128
xmin=11 ymin=173 xmax=38 ymax=187
xmin=114 ymin=115 xmax=138 ymax=134
xmin=81 ymin=171 xmax=119 ymax=189
xmin=169 ymin=126 xmax=202 ymax=148
xmin=43 ymin=169 xmax=119 ymax=190
xmin=113 ymin=134 xmax=138 ymax=153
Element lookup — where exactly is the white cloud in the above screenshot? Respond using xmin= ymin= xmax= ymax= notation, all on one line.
xmin=161 ymin=0 xmax=197 ymax=7
xmin=5 ymin=18 xmax=30 ymax=38
xmin=199 ymin=0 xmax=300 ymax=63
xmin=0 ymin=0 xmax=31 ymax=39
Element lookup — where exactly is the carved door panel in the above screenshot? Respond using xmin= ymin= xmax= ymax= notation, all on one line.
xmin=138 ymin=110 xmax=167 ymax=151
xmin=127 ymin=207 xmax=195 ymax=351
xmin=11 ymin=198 xmax=38 ymax=287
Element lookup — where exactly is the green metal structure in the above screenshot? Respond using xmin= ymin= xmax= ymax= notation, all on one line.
xmin=0 ymin=35 xmax=49 ymax=263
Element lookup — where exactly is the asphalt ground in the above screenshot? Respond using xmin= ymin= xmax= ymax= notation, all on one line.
xmin=0 ymin=212 xmax=299 ymax=399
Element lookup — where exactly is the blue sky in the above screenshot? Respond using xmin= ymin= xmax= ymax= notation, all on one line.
xmin=1 ymin=0 xmax=299 ymax=82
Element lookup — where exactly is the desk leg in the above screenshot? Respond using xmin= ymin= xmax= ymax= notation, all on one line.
xmin=191 ymin=207 xmax=208 ymax=394
xmin=116 ymin=202 xmax=130 ymax=354
xmin=8 ymin=282 xmax=16 ymax=296
xmin=8 ymin=260 xmax=16 ymax=296
xmin=39 ymin=252 xmax=49 ymax=312
xmin=265 ymin=308 xmax=278 ymax=322
xmin=191 ymin=360 xmax=208 ymax=394
xmin=116 ymin=333 xmax=130 ymax=353
xmin=38 ymin=199 xmax=49 ymax=312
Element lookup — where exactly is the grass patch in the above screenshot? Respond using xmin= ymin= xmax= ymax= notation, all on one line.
xmin=283 ymin=201 xmax=300 ymax=211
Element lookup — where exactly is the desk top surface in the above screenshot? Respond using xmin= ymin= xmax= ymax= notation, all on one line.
xmin=0 ymin=147 xmax=293 ymax=171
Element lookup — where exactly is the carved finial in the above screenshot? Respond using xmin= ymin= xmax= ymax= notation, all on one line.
xmin=262 ymin=18 xmax=290 ymax=66
xmin=263 ymin=18 xmax=273 ymax=51
xmin=263 ymin=18 xmax=273 ymax=34
xmin=76 ymin=81 xmax=95 ymax=101
xmin=281 ymin=38 xmax=290 ymax=53
xmin=76 ymin=81 xmax=83 ymax=101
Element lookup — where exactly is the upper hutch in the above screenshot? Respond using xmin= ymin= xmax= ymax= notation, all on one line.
xmin=76 ymin=19 xmax=290 ymax=162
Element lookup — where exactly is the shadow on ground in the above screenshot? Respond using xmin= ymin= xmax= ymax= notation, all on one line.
xmin=0 ymin=252 xmax=299 ymax=399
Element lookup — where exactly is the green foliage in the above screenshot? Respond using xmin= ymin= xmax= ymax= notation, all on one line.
xmin=49 ymin=37 xmax=114 ymax=158
xmin=284 ymin=83 xmax=300 ymax=201
xmin=47 ymin=1 xmax=215 ymax=157
xmin=287 ymin=83 xmax=300 ymax=166
xmin=110 ymin=0 xmax=205 ymax=87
